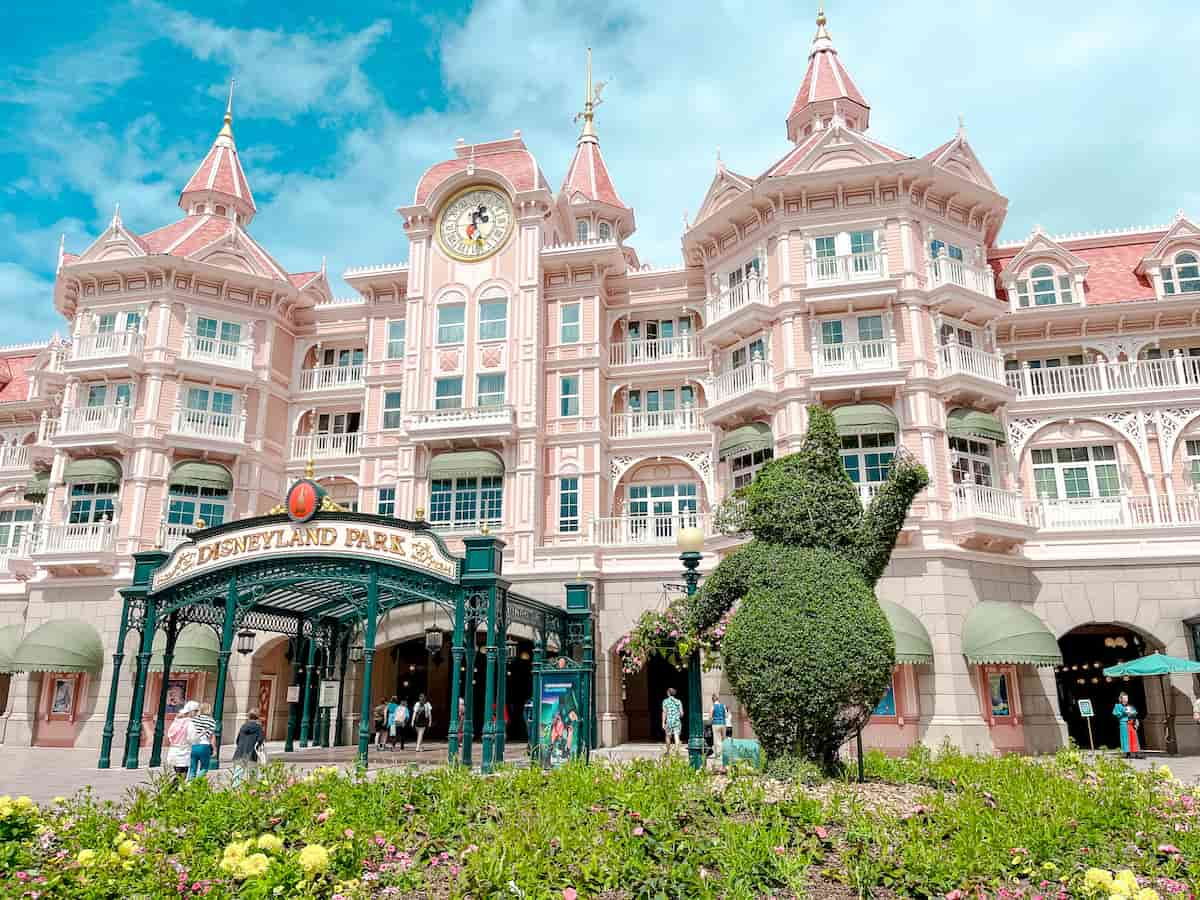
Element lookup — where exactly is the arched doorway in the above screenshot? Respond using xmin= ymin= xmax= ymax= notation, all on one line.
xmin=622 ymin=654 xmax=688 ymax=742
xmin=1055 ymin=624 xmax=1156 ymax=750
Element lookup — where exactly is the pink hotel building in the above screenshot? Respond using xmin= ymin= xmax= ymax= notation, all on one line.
xmin=2 ymin=10 xmax=1200 ymax=757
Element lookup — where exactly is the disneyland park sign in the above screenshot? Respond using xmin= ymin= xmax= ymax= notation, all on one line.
xmin=151 ymin=519 xmax=459 ymax=593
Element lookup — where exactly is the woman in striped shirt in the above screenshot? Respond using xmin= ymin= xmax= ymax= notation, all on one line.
xmin=187 ymin=702 xmax=218 ymax=780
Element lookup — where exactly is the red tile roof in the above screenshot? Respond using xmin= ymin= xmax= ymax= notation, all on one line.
xmin=561 ymin=139 xmax=627 ymax=209
xmin=790 ymin=43 xmax=869 ymax=120
xmin=989 ymin=239 xmax=1159 ymax=305
xmin=288 ymin=271 xmax=320 ymax=288
xmin=181 ymin=137 xmax=256 ymax=214
xmin=133 ymin=214 xmax=291 ymax=283
xmin=415 ymin=143 xmax=547 ymax=205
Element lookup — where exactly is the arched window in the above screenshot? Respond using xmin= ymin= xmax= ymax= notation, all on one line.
xmin=166 ymin=462 xmax=232 ymax=532
xmin=1163 ymin=251 xmax=1200 ymax=295
xmin=576 ymin=220 xmax=589 ymax=242
xmin=598 ymin=221 xmax=611 ymax=241
xmin=1015 ymin=264 xmax=1074 ymax=307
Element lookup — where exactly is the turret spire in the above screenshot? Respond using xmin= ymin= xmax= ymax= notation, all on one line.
xmin=561 ymin=47 xmax=631 ymax=220
xmin=179 ymin=87 xmax=257 ymax=224
xmin=815 ymin=4 xmax=830 ymax=40
xmin=574 ymin=47 xmax=606 ymax=143
xmin=786 ymin=4 xmax=870 ymax=142
xmin=219 ymin=79 xmax=235 ymax=140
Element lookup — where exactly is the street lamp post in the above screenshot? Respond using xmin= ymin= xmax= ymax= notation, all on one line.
xmin=677 ymin=525 xmax=705 ymax=772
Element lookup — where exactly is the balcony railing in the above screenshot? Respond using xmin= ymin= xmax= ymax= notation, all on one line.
xmin=610 ymin=335 xmax=704 ymax=366
xmin=171 ymin=408 xmax=246 ymax=443
xmin=937 ymin=343 xmax=1007 ymax=386
xmin=163 ymin=523 xmax=195 ymax=551
xmin=591 ymin=512 xmax=710 ymax=547
xmin=70 ymin=331 xmax=144 ymax=361
xmin=182 ymin=332 xmax=255 ymax=371
xmin=952 ymin=484 xmax=1026 ymax=524
xmin=927 ymin=256 xmax=997 ymax=298
xmin=807 ymin=251 xmax=889 ymax=285
xmin=428 ymin=516 xmax=504 ymax=534
xmin=610 ymin=408 xmax=706 ymax=439
xmin=707 ymin=360 xmax=772 ymax=404
xmin=706 ymin=276 xmax=768 ymax=326
xmin=1006 ymin=355 xmax=1200 ymax=400
xmin=409 ymin=405 xmax=514 ymax=430
xmin=34 ymin=521 xmax=116 ymax=555
xmin=298 ymin=364 xmax=365 ymax=392
xmin=291 ymin=432 xmax=362 ymax=460
xmin=56 ymin=404 xmax=132 ymax=437
xmin=856 ymin=482 xmax=883 ymax=505
xmin=813 ymin=338 xmax=897 ymax=374
xmin=0 ymin=445 xmax=31 ymax=470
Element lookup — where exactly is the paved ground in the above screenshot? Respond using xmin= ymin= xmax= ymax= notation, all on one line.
xmin=1 ymin=743 xmax=1197 ymax=807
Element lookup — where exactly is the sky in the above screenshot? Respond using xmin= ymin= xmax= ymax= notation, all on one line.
xmin=2 ymin=0 xmax=1197 ymax=343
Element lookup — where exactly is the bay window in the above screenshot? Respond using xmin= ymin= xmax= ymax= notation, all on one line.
xmin=560 ymin=375 xmax=580 ymax=417
xmin=86 ymin=382 xmax=132 ymax=407
xmin=429 ymin=476 xmax=503 ymax=529
xmin=950 ymin=437 xmax=993 ymax=487
xmin=167 ymin=483 xmax=229 ymax=528
xmin=840 ymin=431 xmax=896 ymax=495
xmin=1031 ymin=445 xmax=1120 ymax=500
xmin=576 ymin=220 xmax=589 ymax=242
xmin=560 ymin=303 xmax=580 ymax=343
xmin=321 ymin=347 xmax=364 ymax=367
xmin=0 ymin=509 xmax=34 ymax=555
xmin=628 ymin=482 xmax=699 ymax=539
xmin=68 ymin=481 xmax=118 ymax=524
xmin=731 ymin=336 xmax=766 ymax=370
xmin=382 ymin=391 xmax=403 ymax=429
xmin=183 ymin=387 xmax=235 ymax=425
xmin=598 ymin=221 xmax=611 ymax=241
xmin=730 ymin=446 xmax=774 ymax=490
xmin=196 ymin=316 xmax=242 ymax=349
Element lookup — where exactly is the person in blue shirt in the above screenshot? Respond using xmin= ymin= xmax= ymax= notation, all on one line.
xmin=385 ymin=696 xmax=400 ymax=751
xmin=710 ymin=694 xmax=728 ymax=766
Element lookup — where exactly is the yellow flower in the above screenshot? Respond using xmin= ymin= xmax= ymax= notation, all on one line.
xmin=1135 ymin=890 xmax=1160 ymax=900
xmin=52 ymin=796 xmax=65 ymax=805
xmin=15 ymin=796 xmax=33 ymax=809
xmin=1085 ymin=868 xmax=1115 ymax=892
xmin=77 ymin=849 xmax=97 ymax=867
xmin=242 ymin=852 xmax=270 ymax=878
xmin=256 ymin=833 xmax=284 ymax=853
xmin=117 ymin=839 xmax=138 ymax=858
xmin=1114 ymin=870 xmax=1139 ymax=896
xmin=298 ymin=843 xmax=330 ymax=875
xmin=1157 ymin=764 xmax=1173 ymax=779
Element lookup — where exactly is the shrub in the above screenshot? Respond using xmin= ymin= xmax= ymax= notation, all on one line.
xmin=720 ymin=547 xmax=895 ymax=769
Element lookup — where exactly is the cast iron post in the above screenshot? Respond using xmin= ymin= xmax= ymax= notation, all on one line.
xmin=123 ymin=598 xmax=157 ymax=769
xmin=98 ymin=594 xmax=133 ymax=769
xmin=680 ymin=539 xmax=705 ymax=772
xmin=355 ymin=564 xmax=380 ymax=766
xmin=447 ymin=587 xmax=466 ymax=763
xmin=148 ymin=612 xmax=180 ymax=768
xmin=208 ymin=573 xmax=238 ymax=769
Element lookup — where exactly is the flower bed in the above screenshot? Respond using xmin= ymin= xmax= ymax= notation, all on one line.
xmin=0 ymin=748 xmax=1195 ymax=898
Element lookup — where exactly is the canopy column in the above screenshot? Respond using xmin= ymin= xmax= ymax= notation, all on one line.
xmin=447 ymin=587 xmax=467 ymax=763
xmin=299 ymin=619 xmax=319 ymax=747
xmin=98 ymin=591 xmax=136 ymax=769
xmin=463 ymin=535 xmax=507 ymax=774
xmin=356 ymin=564 xmax=380 ymax=766
xmin=334 ymin=629 xmax=350 ymax=747
xmin=148 ymin=612 xmax=180 ymax=768
xmin=208 ymin=572 xmax=238 ymax=770
xmin=285 ymin=619 xmax=304 ymax=753
xmin=123 ymin=598 xmax=158 ymax=769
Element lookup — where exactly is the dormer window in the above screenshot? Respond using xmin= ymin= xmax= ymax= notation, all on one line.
xmin=1163 ymin=251 xmax=1200 ymax=295
xmin=598 ymin=221 xmax=611 ymax=241
xmin=215 ymin=205 xmax=227 ymax=217
xmin=1015 ymin=264 xmax=1074 ymax=307
xmin=576 ymin=220 xmax=589 ymax=242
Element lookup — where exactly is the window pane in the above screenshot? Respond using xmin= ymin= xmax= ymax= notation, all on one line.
xmin=387 ymin=320 xmax=406 ymax=359
xmin=383 ymin=390 xmax=403 ymax=429
xmin=814 ymin=236 xmax=836 ymax=258
xmin=1094 ymin=464 xmax=1120 ymax=497
xmin=561 ymin=304 xmax=580 ymax=343
xmin=96 ymin=313 xmax=116 ymax=333
xmin=560 ymin=375 xmax=580 ymax=417
xmin=857 ymin=315 xmax=884 ymax=342
xmin=477 ymin=373 xmax=506 ymax=407
xmin=821 ymin=320 xmax=844 ymax=345
xmin=437 ymin=305 xmax=465 ymax=344
xmin=196 ymin=318 xmax=217 ymax=340
xmin=1033 ymin=467 xmax=1058 ymax=499
xmin=378 ymin=487 xmax=395 ymax=517
xmin=1062 ymin=467 xmax=1091 ymax=499
xmin=454 ymin=477 xmax=478 ymax=524
xmin=220 ymin=321 xmax=241 ymax=345
xmin=435 ymin=377 xmax=463 ymax=410
xmin=479 ymin=299 xmax=507 ymax=341
xmin=211 ymin=391 xmax=234 ymax=416
xmin=480 ymin=476 xmax=503 ymax=523
xmin=559 ymin=477 xmax=579 ymax=532
xmin=598 ymin=222 xmax=611 ymax=241
xmin=430 ymin=479 xmax=453 ymax=524
xmin=850 ymin=230 xmax=875 ymax=255
xmin=576 ymin=220 xmax=589 ymax=242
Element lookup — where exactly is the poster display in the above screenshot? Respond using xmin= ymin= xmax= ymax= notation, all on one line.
xmin=165 ymin=678 xmax=188 ymax=714
xmin=319 ymin=680 xmax=340 ymax=708
xmin=539 ymin=675 xmax=582 ymax=768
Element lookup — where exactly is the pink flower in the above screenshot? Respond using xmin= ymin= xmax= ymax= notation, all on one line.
xmin=629 ymin=811 xmax=641 ymax=820
xmin=343 ymin=828 xmax=355 ymax=839
xmin=632 ymin=826 xmax=645 ymax=836
xmin=946 ymin=891 xmax=964 ymax=900
xmin=563 ymin=890 xmax=578 ymax=900
xmin=404 ymin=803 xmax=415 ymax=811
xmin=774 ymin=846 xmax=786 ymax=855
xmin=316 ymin=810 xmax=331 ymax=823
xmin=814 ymin=826 xmax=830 ymax=840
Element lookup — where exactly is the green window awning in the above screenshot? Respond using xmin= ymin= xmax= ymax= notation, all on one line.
xmin=429 ymin=450 xmax=504 ymax=480
xmin=832 ymin=403 xmax=899 ymax=435
xmin=23 ymin=471 xmax=49 ymax=503
xmin=962 ymin=602 xmax=1061 ymax=667
xmin=878 ymin=599 xmax=934 ymax=665
xmin=151 ymin=624 xmax=220 ymax=673
xmin=0 ymin=623 xmax=25 ymax=674
xmin=947 ymin=408 xmax=1006 ymax=445
xmin=169 ymin=461 xmax=233 ymax=491
xmin=63 ymin=458 xmax=122 ymax=484
xmin=719 ymin=423 xmax=773 ymax=460
xmin=11 ymin=619 xmax=105 ymax=674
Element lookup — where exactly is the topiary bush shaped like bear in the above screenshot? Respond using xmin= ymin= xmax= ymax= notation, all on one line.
xmin=693 ymin=405 xmax=928 ymax=769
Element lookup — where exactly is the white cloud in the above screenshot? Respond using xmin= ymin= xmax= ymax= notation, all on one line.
xmin=0 ymin=264 xmax=65 ymax=341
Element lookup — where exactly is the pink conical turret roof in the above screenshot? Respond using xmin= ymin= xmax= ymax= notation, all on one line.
xmin=179 ymin=82 xmax=257 ymax=224
xmin=786 ymin=6 xmax=870 ymax=143
xmin=561 ymin=49 xmax=628 ymax=210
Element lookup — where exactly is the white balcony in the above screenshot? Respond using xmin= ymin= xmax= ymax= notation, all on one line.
xmin=428 ymin=515 xmax=504 ymax=535
xmin=706 ymin=276 xmax=769 ymax=327
xmin=610 ymin=408 xmax=706 ymax=440
xmin=707 ymin=360 xmax=773 ymax=405
xmin=856 ymin=482 xmax=883 ymax=505
xmin=591 ymin=513 xmax=711 ymax=547
xmin=407 ymin=405 xmax=516 ymax=442
xmin=952 ymin=484 xmax=1027 ymax=524
xmin=291 ymin=432 xmax=362 ymax=460
xmin=54 ymin=404 xmax=133 ymax=441
xmin=170 ymin=408 xmax=246 ymax=445
xmin=806 ymin=251 xmax=889 ymax=286
xmin=927 ymin=256 xmax=997 ymax=298
xmin=813 ymin=338 xmax=897 ymax=374
xmin=1006 ymin=355 xmax=1200 ymax=401
xmin=936 ymin=343 xmax=1010 ymax=390
xmin=298 ymin=364 xmax=365 ymax=393
xmin=34 ymin=521 xmax=116 ymax=556
xmin=163 ymin=524 xmax=196 ymax=551
xmin=0 ymin=445 xmax=31 ymax=471
xmin=182 ymin=332 xmax=255 ymax=372
xmin=609 ymin=335 xmax=704 ymax=367
xmin=70 ymin=331 xmax=144 ymax=362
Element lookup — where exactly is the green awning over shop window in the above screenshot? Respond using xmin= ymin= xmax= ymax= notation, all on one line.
xmin=22 ymin=471 xmax=49 ymax=503
xmin=718 ymin=423 xmax=773 ymax=460
xmin=962 ymin=602 xmax=1061 ymax=667
xmin=11 ymin=619 xmax=105 ymax=674
xmin=878 ymin=599 xmax=934 ymax=665
xmin=947 ymin=408 xmax=1006 ymax=445
xmin=151 ymin=624 xmax=220 ymax=673
xmin=429 ymin=450 xmax=505 ymax=480
xmin=63 ymin=458 xmax=122 ymax=484
xmin=831 ymin=403 xmax=899 ymax=435
xmin=0 ymin=623 xmax=26 ymax=674
xmin=169 ymin=461 xmax=233 ymax=491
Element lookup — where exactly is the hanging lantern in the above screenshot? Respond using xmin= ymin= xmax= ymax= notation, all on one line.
xmin=425 ymin=626 xmax=444 ymax=653
xmin=505 ymin=638 xmax=518 ymax=659
xmin=349 ymin=643 xmax=364 ymax=663
xmin=236 ymin=629 xmax=257 ymax=656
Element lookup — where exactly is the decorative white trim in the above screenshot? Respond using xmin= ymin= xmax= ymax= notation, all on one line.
xmin=1008 ymin=411 xmax=1151 ymax=474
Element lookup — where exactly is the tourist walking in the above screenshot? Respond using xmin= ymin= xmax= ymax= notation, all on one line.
xmin=1113 ymin=692 xmax=1142 ymax=759
xmin=386 ymin=695 xmax=400 ymax=750
xmin=662 ymin=688 xmax=683 ymax=755
xmin=394 ymin=699 xmax=410 ymax=751
xmin=413 ymin=693 xmax=432 ymax=751
xmin=166 ymin=701 xmax=197 ymax=779
xmin=231 ymin=710 xmax=265 ymax=787
xmin=373 ymin=699 xmax=388 ymax=750
xmin=188 ymin=702 xmax=218 ymax=780
xmin=710 ymin=693 xmax=728 ymax=765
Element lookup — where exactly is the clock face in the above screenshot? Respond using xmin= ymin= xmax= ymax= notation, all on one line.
xmin=436 ymin=186 xmax=515 ymax=262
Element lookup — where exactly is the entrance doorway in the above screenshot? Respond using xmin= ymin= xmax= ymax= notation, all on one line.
xmin=1055 ymin=624 xmax=1152 ymax=750
xmin=623 ymin=654 xmax=688 ymax=742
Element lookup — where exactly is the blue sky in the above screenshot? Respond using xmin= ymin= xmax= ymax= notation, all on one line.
xmin=2 ymin=0 xmax=1197 ymax=342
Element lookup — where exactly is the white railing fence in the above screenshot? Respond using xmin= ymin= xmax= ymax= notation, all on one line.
xmin=298 ymin=364 xmax=365 ymax=392
xmin=183 ymin=331 xmax=255 ymax=370
xmin=171 ymin=408 xmax=246 ymax=442
xmin=35 ymin=522 xmax=116 ymax=555
xmin=57 ymin=404 xmax=132 ymax=436
xmin=591 ymin=513 xmax=710 ymax=546
xmin=937 ymin=343 xmax=1006 ymax=385
xmin=610 ymin=335 xmax=703 ymax=366
xmin=807 ymin=251 xmax=888 ymax=285
xmin=610 ymin=408 xmax=705 ymax=438
xmin=707 ymin=360 xmax=772 ymax=403
xmin=1007 ymin=355 xmax=1200 ymax=399
xmin=0 ymin=445 xmax=31 ymax=470
xmin=706 ymin=276 xmax=767 ymax=325
xmin=927 ymin=256 xmax=997 ymax=297
xmin=70 ymin=331 xmax=144 ymax=360
xmin=952 ymin=484 xmax=1026 ymax=523
xmin=290 ymin=432 xmax=363 ymax=459
xmin=814 ymin=338 xmax=896 ymax=373
xmin=409 ymin=406 xmax=514 ymax=429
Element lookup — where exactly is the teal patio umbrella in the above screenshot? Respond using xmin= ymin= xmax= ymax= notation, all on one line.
xmin=1103 ymin=653 xmax=1200 ymax=755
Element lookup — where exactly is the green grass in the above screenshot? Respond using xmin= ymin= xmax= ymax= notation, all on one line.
xmin=0 ymin=747 xmax=1195 ymax=898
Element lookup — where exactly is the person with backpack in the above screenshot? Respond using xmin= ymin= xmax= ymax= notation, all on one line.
xmin=231 ymin=710 xmax=266 ymax=786
xmin=393 ymin=698 xmax=410 ymax=751
xmin=412 ymin=693 xmax=432 ymax=751
xmin=373 ymin=699 xmax=388 ymax=751
xmin=385 ymin=696 xmax=400 ymax=751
